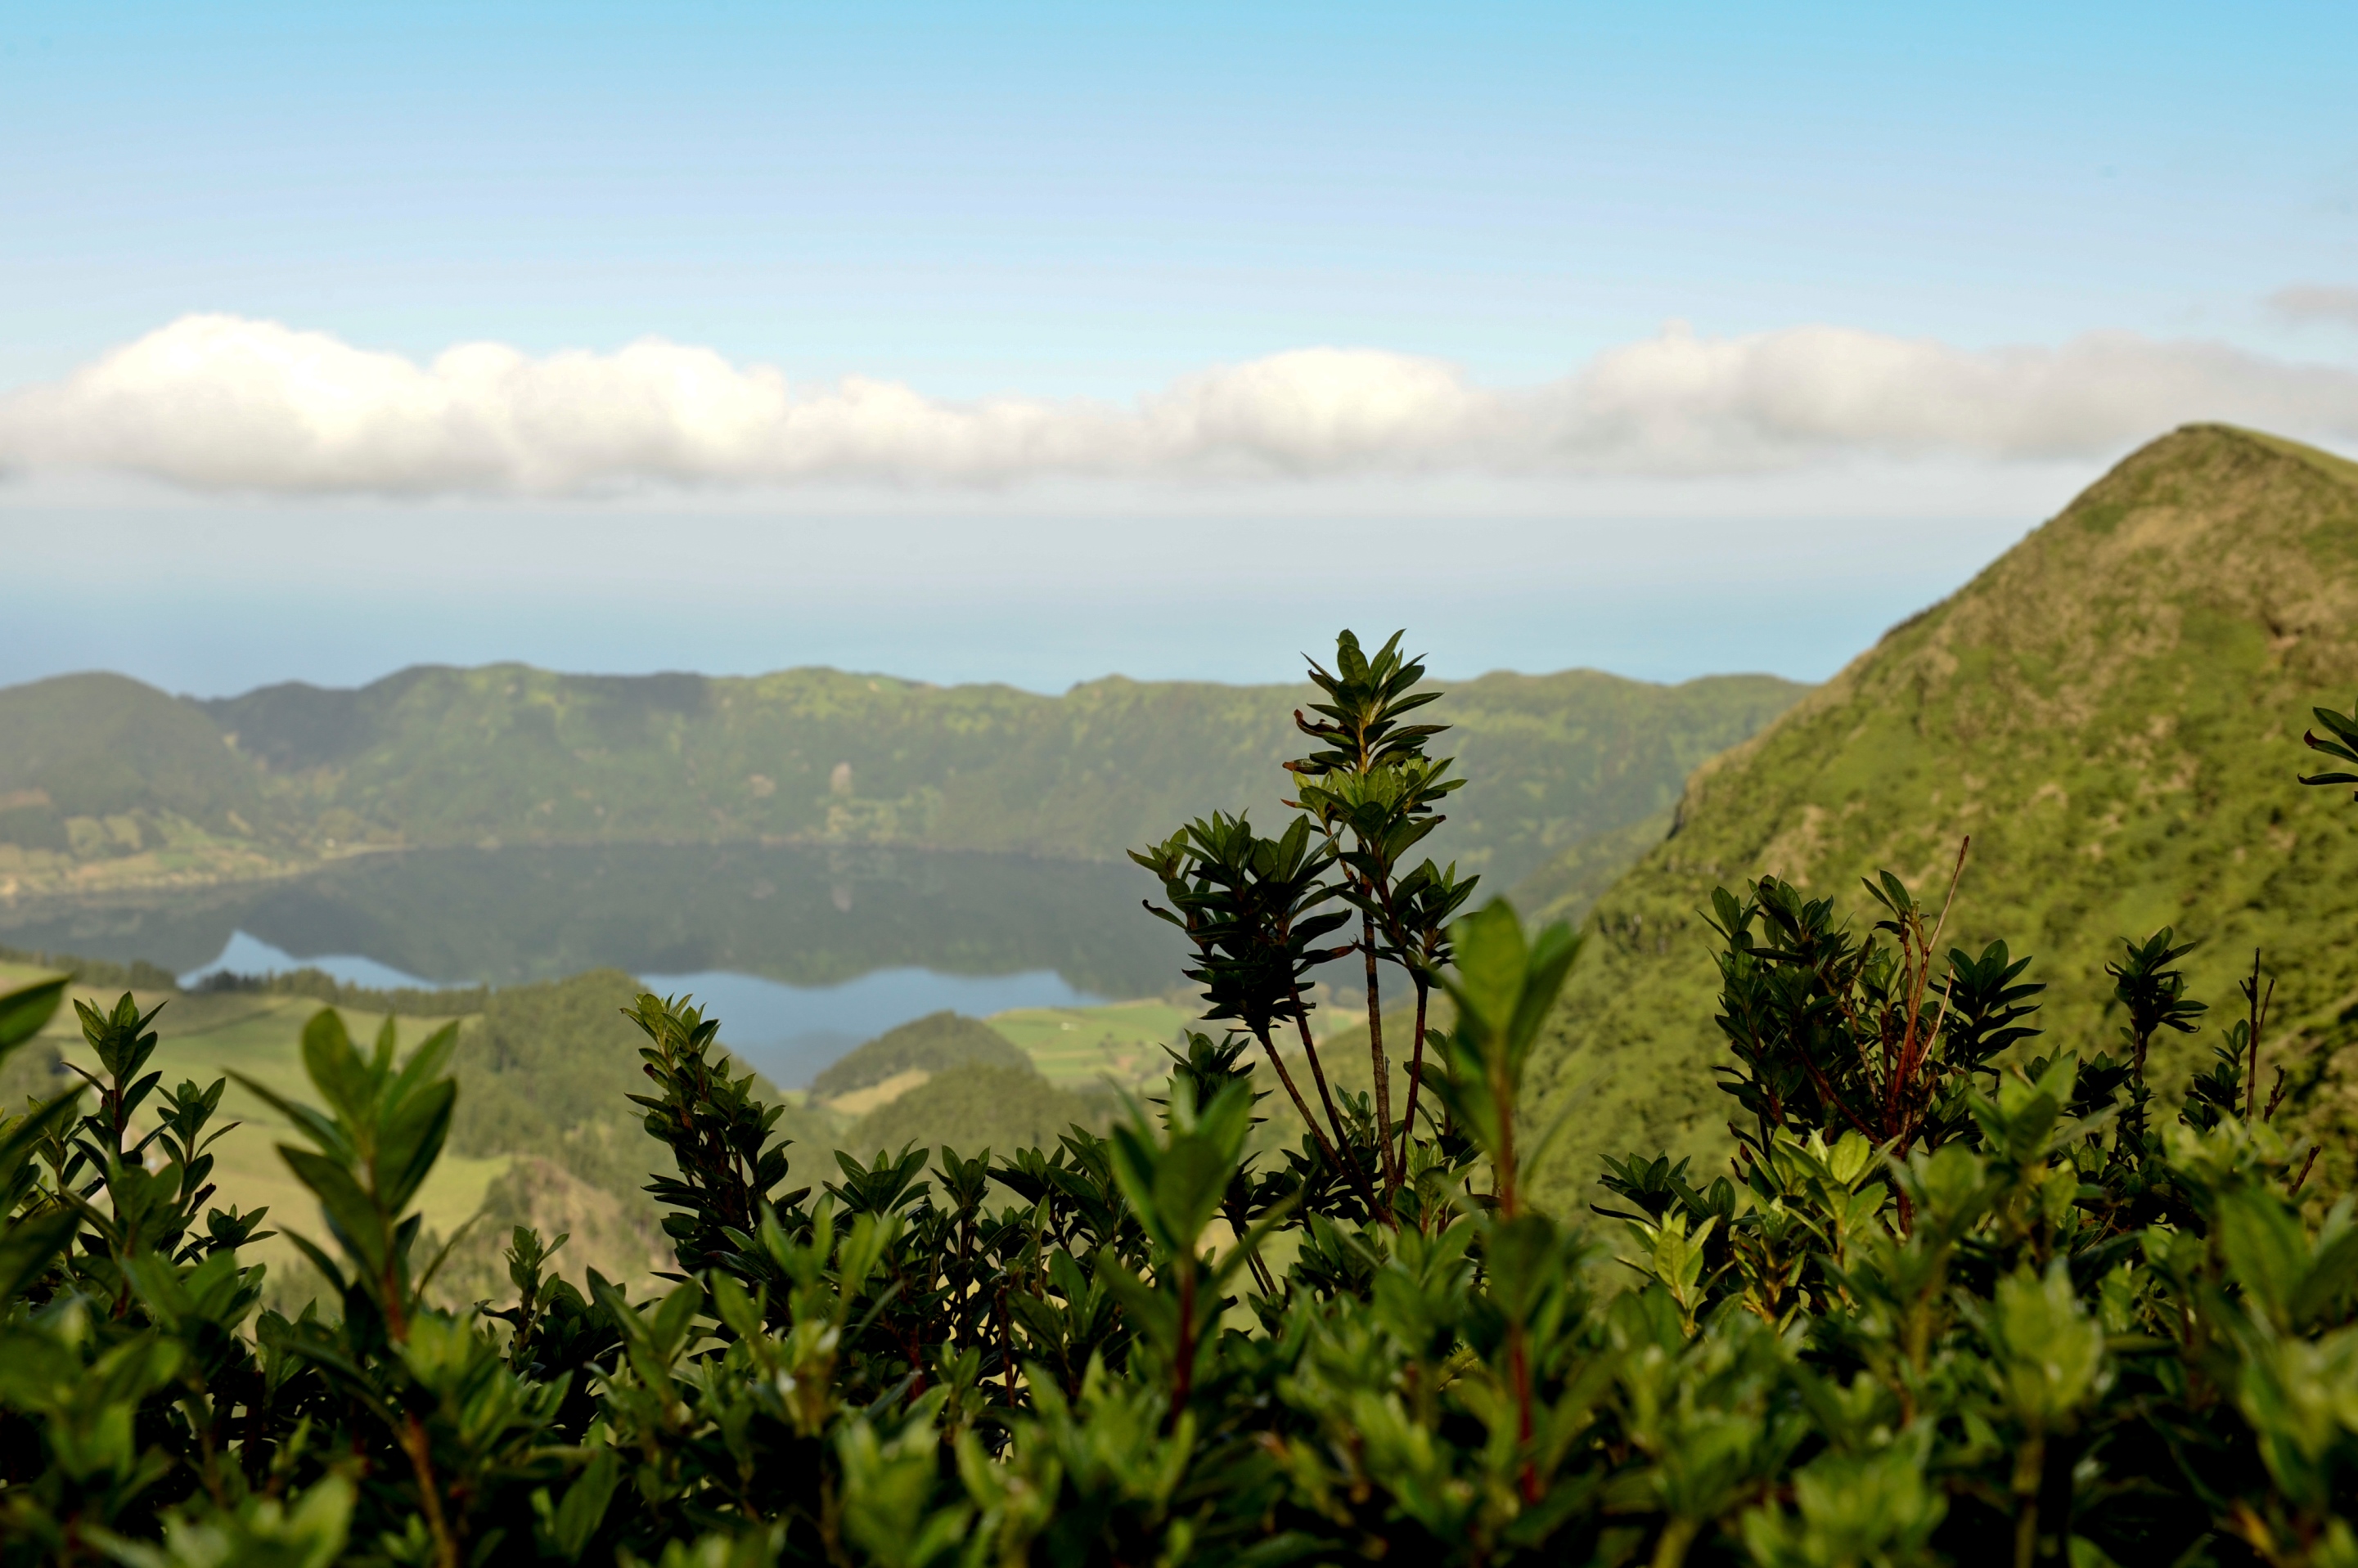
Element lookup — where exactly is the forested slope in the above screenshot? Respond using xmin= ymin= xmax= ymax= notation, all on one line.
xmin=0 ymin=673 xmax=299 ymax=893
xmin=0 ymin=654 xmax=1807 ymax=899
xmin=1524 ymin=424 xmax=2358 ymax=1206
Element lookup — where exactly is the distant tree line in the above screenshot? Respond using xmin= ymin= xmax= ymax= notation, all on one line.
xmin=187 ymin=964 xmax=490 ymax=1019
xmin=0 ymin=941 xmax=179 ymax=995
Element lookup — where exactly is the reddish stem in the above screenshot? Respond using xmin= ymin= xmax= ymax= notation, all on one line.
xmin=1285 ymin=984 xmax=1384 ymax=1220
xmin=1361 ymin=906 xmax=1400 ymax=1190
xmin=1397 ymin=977 xmax=1433 ymax=1180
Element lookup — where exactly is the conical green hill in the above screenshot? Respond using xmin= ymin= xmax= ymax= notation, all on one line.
xmin=1523 ymin=424 xmax=2358 ymax=1207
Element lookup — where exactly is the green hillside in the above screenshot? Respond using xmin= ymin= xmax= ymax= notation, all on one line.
xmin=808 ymin=1009 xmax=1034 ymax=1102
xmin=185 ymin=663 xmax=1803 ymax=888
xmin=842 ymin=1060 xmax=1110 ymax=1161
xmin=1523 ymin=424 xmax=2358 ymax=1206
xmin=0 ymin=672 xmax=299 ymax=896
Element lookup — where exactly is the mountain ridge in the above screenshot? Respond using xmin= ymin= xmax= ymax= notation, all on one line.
xmin=0 ymin=658 xmax=1810 ymax=904
xmin=1523 ymin=422 xmax=2358 ymax=1206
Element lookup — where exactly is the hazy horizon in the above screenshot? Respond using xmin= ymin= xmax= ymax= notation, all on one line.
xmin=8 ymin=474 xmax=2054 ymax=698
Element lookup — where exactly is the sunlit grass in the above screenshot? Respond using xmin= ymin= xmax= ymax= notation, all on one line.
xmin=986 ymin=995 xmax=1195 ymax=1086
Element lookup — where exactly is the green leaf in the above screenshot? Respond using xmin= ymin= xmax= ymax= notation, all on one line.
xmin=1447 ymin=900 xmax=1532 ymax=1042
xmin=709 ymin=1270 xmax=765 ymax=1341
xmin=2293 ymin=1224 xmax=2358 ymax=1329
xmin=1983 ymin=1264 xmax=2105 ymax=1426
xmin=538 ymin=1450 xmax=620 ymax=1563
xmin=649 ymin=1278 xmax=703 ymax=1358
xmin=1505 ymin=919 xmax=1582 ymax=1063
xmin=1105 ymin=1122 xmax=1165 ymax=1248
xmin=1445 ymin=900 xmax=1582 ymax=1075
xmin=0 ymin=1091 xmax=81 ymax=1193
xmin=1096 ymin=1252 xmax=1177 ymax=1350
xmin=226 ymin=1072 xmax=352 ymax=1165
xmin=0 ymin=1209 xmax=78 ymax=1300
xmin=280 ymin=1146 xmax=390 ymax=1274
xmin=2216 ymin=1186 xmax=2311 ymax=1333
xmin=375 ymin=1078 xmax=454 ymax=1214
xmin=0 ymin=973 xmax=67 ymax=1056
xmin=1150 ymin=1138 xmax=1232 ymax=1256
xmin=299 ymin=1009 xmax=376 ymax=1129
xmin=384 ymin=1021 xmax=460 ymax=1115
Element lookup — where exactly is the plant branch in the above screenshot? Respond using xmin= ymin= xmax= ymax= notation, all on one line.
xmin=1397 ymin=975 xmax=1433 ymax=1179
xmin=1249 ymin=1022 xmax=1348 ymax=1182
xmin=400 ymin=1411 xmax=461 ymax=1568
xmin=1283 ymin=986 xmax=1382 ymax=1219
xmin=2246 ymin=948 xmax=2274 ymax=1125
xmin=1361 ymin=906 xmax=1400 ymax=1190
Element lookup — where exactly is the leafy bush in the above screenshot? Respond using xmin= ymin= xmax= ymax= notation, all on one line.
xmin=2 ymin=633 xmax=2356 ymax=1566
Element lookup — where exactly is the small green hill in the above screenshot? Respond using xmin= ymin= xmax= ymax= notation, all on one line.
xmin=452 ymin=968 xmax=831 ymax=1193
xmin=843 ymin=1061 xmax=1107 ymax=1161
xmin=809 ymin=1010 xmax=1033 ymax=1100
xmin=449 ymin=968 xmax=660 ymax=1192
xmin=1523 ymin=425 xmax=2358 ymax=1207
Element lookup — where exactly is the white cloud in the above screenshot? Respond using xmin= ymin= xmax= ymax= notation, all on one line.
xmin=3 ymin=313 xmax=2357 ymax=496
xmin=2268 ymin=285 xmax=2358 ymax=329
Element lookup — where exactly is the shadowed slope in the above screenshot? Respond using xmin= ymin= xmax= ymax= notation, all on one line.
xmin=0 ymin=672 xmax=278 ymax=842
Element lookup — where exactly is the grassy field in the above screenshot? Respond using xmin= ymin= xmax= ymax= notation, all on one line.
xmin=983 ymin=996 xmax=1197 ymax=1086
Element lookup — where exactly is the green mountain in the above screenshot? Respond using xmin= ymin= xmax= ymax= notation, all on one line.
xmin=448 ymin=968 xmax=670 ymax=1193
xmin=1523 ymin=425 xmax=2358 ymax=1207
xmin=192 ymin=663 xmax=1805 ymax=889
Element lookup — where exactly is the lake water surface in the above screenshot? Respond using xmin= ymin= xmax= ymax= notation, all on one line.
xmin=0 ymin=845 xmax=1191 ymax=1087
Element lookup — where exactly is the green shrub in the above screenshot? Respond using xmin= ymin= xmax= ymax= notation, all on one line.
xmin=0 ymin=640 xmax=2355 ymax=1566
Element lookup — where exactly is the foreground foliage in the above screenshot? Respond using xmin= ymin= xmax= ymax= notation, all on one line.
xmin=2 ymin=633 xmax=2356 ymax=1566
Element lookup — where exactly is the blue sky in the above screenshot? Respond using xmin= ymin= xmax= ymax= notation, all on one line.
xmin=4 ymin=1 xmax=2356 ymax=694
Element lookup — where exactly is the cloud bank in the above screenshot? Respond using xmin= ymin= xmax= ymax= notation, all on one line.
xmin=2270 ymin=285 xmax=2358 ymax=329
xmin=4 ymin=313 xmax=2357 ymax=496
